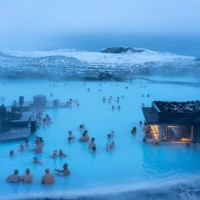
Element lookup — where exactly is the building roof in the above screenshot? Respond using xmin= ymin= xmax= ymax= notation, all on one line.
xmin=142 ymin=101 xmax=200 ymax=125
xmin=154 ymin=101 xmax=200 ymax=113
xmin=142 ymin=107 xmax=158 ymax=124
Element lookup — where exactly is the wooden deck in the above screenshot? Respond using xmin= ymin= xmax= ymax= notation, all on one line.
xmin=0 ymin=128 xmax=31 ymax=141
xmin=12 ymin=112 xmax=31 ymax=123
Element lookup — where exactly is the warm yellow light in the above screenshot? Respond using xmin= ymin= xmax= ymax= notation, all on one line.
xmin=181 ymin=138 xmax=192 ymax=142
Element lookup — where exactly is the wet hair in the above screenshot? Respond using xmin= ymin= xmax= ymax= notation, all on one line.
xmin=45 ymin=168 xmax=50 ymax=173
xmin=63 ymin=163 xmax=68 ymax=169
xmin=26 ymin=168 xmax=30 ymax=174
xmin=131 ymin=127 xmax=137 ymax=134
xmin=10 ymin=150 xmax=14 ymax=156
xmin=91 ymin=137 xmax=95 ymax=141
xmin=14 ymin=169 xmax=19 ymax=175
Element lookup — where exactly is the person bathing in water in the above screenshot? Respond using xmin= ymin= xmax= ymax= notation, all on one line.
xmin=55 ymin=163 xmax=70 ymax=176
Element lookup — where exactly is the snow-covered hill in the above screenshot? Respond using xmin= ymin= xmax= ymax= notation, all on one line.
xmin=0 ymin=47 xmax=199 ymax=80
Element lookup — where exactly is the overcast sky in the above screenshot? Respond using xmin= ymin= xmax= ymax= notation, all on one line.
xmin=0 ymin=0 xmax=200 ymax=53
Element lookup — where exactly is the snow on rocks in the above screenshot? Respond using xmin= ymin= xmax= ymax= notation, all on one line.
xmin=0 ymin=47 xmax=198 ymax=80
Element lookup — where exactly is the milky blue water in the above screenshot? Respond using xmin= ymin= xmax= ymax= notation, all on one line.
xmin=0 ymin=78 xmax=200 ymax=199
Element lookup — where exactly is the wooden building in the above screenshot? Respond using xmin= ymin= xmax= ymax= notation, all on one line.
xmin=142 ymin=101 xmax=200 ymax=143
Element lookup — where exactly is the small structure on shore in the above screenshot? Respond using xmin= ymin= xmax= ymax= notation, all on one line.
xmin=11 ymin=95 xmax=67 ymax=110
xmin=142 ymin=101 xmax=200 ymax=143
xmin=0 ymin=95 xmax=67 ymax=141
xmin=0 ymin=104 xmax=36 ymax=141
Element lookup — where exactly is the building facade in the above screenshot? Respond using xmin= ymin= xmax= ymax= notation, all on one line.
xmin=142 ymin=101 xmax=200 ymax=143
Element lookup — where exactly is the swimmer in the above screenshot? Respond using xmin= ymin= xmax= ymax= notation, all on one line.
xmin=41 ymin=168 xmax=54 ymax=185
xmin=117 ymin=105 xmax=120 ymax=110
xmin=19 ymin=144 xmax=25 ymax=152
xmin=33 ymin=157 xmax=42 ymax=164
xmin=139 ymin=121 xmax=143 ymax=126
xmin=88 ymin=137 xmax=96 ymax=149
xmin=39 ymin=137 xmax=44 ymax=145
xmin=55 ymin=163 xmax=70 ymax=176
xmin=33 ymin=141 xmax=43 ymax=153
xmin=35 ymin=136 xmax=40 ymax=145
xmin=21 ymin=168 xmax=33 ymax=183
xmin=80 ymin=130 xmax=89 ymax=141
xmin=24 ymin=139 xmax=29 ymax=147
xmin=79 ymin=133 xmax=89 ymax=142
xmin=112 ymin=105 xmax=115 ymax=110
xmin=79 ymin=124 xmax=85 ymax=131
xmin=107 ymin=133 xmax=112 ymax=140
xmin=110 ymin=130 xmax=115 ymax=138
xmin=106 ymin=141 xmax=115 ymax=151
xmin=9 ymin=150 xmax=14 ymax=156
xmin=131 ymin=127 xmax=137 ymax=134
xmin=45 ymin=114 xmax=51 ymax=123
xmin=59 ymin=149 xmax=67 ymax=157
xmin=84 ymin=130 xmax=89 ymax=141
xmin=7 ymin=169 xmax=21 ymax=183
xmin=68 ymin=131 xmax=75 ymax=143
xmin=51 ymin=150 xmax=58 ymax=158
xmin=42 ymin=118 xmax=47 ymax=124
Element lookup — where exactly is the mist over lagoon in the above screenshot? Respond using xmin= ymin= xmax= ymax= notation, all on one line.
xmin=1 ymin=0 xmax=200 ymax=199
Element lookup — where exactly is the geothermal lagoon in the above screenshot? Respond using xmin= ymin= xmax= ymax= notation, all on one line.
xmin=0 ymin=77 xmax=200 ymax=199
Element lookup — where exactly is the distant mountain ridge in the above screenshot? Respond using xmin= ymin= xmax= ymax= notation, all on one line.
xmin=100 ymin=47 xmax=146 ymax=54
xmin=0 ymin=47 xmax=199 ymax=80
